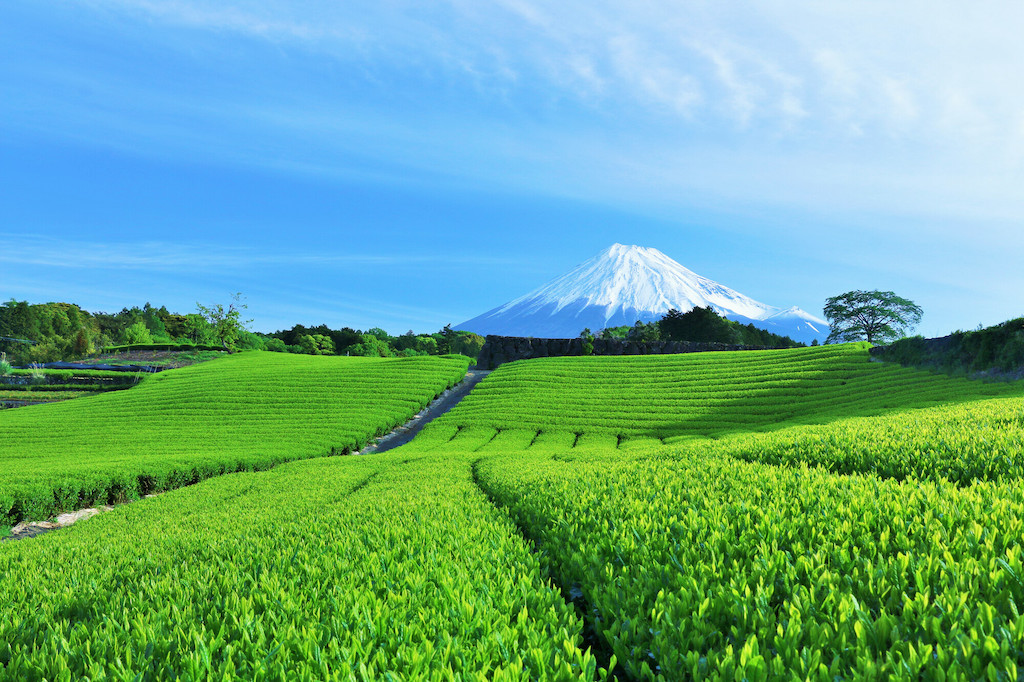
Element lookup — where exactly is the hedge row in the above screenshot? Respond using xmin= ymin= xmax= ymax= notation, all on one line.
xmin=101 ymin=343 xmax=225 ymax=353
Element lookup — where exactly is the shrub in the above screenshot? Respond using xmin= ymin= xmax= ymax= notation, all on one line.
xmin=298 ymin=334 xmax=336 ymax=355
xmin=265 ymin=337 xmax=287 ymax=353
xmin=124 ymin=321 xmax=153 ymax=345
xmin=996 ymin=327 xmax=1024 ymax=371
xmin=72 ymin=329 xmax=91 ymax=357
xmin=882 ymin=335 xmax=927 ymax=366
xmin=27 ymin=339 xmax=65 ymax=364
xmin=878 ymin=318 xmax=1024 ymax=377
xmin=235 ymin=330 xmax=267 ymax=351
xmin=348 ymin=335 xmax=395 ymax=358
xmin=102 ymin=343 xmax=224 ymax=353
xmin=28 ymin=363 xmax=46 ymax=385
xmin=450 ymin=332 xmax=485 ymax=360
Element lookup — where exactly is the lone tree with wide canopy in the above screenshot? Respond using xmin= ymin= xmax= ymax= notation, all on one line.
xmin=824 ymin=290 xmax=923 ymax=345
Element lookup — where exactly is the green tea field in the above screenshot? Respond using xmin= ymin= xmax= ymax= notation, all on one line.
xmin=0 ymin=352 xmax=470 ymax=527
xmin=3 ymin=345 xmax=1024 ymax=680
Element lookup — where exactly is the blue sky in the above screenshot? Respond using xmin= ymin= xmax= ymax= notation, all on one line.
xmin=3 ymin=1 xmax=1023 ymax=336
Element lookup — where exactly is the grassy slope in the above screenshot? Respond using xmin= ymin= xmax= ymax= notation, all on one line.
xmin=0 ymin=351 xmax=469 ymax=525
xmin=441 ymin=343 xmax=1024 ymax=440
xmin=429 ymin=346 xmax=1024 ymax=680
xmin=4 ymin=344 xmax=1024 ymax=679
xmin=0 ymin=350 xmax=601 ymax=680
xmin=0 ymin=453 xmax=604 ymax=681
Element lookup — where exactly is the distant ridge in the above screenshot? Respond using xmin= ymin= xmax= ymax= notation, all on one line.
xmin=456 ymin=244 xmax=828 ymax=343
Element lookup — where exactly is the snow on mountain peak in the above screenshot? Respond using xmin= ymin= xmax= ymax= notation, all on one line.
xmin=499 ymin=243 xmax=774 ymax=322
xmin=763 ymin=305 xmax=829 ymax=326
xmin=455 ymin=244 xmax=829 ymax=343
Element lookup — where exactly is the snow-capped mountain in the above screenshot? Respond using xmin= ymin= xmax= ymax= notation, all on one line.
xmin=455 ymin=244 xmax=828 ymax=344
xmin=755 ymin=306 xmax=831 ymax=343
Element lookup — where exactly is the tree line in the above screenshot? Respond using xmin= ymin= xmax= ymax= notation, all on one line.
xmin=0 ymin=298 xmax=483 ymax=364
xmin=0 ymin=289 xmax=929 ymax=365
xmin=264 ymin=323 xmax=484 ymax=359
xmin=0 ymin=300 xmax=226 ymax=364
xmin=582 ymin=290 xmax=929 ymax=349
xmin=582 ymin=306 xmax=805 ymax=348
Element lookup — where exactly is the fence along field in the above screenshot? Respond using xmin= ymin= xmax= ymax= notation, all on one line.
xmin=0 ymin=351 xmax=469 ymax=528
xmin=3 ymin=343 xmax=1024 ymax=679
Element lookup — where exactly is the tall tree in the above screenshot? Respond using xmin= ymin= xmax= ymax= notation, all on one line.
xmin=823 ymin=290 xmax=923 ymax=345
xmin=196 ymin=293 xmax=252 ymax=351
xmin=437 ymin=324 xmax=455 ymax=354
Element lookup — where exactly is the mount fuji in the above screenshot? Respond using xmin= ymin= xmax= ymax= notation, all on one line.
xmin=455 ymin=244 xmax=828 ymax=344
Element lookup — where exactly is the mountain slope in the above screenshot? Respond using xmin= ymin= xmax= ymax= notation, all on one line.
xmin=456 ymin=244 xmax=828 ymax=343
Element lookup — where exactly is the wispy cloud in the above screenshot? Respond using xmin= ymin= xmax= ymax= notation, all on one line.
xmin=64 ymin=0 xmax=1024 ymax=138
xmin=9 ymin=0 xmax=1024 ymax=234
xmin=82 ymin=0 xmax=333 ymax=41
xmin=6 ymin=0 xmax=1024 ymax=334
xmin=0 ymin=234 xmax=523 ymax=271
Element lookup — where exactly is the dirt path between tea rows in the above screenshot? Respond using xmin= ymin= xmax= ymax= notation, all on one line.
xmin=357 ymin=369 xmax=490 ymax=455
xmin=2 ymin=369 xmax=491 ymax=542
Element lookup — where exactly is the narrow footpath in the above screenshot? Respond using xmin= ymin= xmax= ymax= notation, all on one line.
xmin=358 ymin=369 xmax=490 ymax=455
xmin=3 ymin=368 xmax=491 ymax=542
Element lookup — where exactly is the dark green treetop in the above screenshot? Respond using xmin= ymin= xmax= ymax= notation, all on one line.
xmin=824 ymin=290 xmax=923 ymax=345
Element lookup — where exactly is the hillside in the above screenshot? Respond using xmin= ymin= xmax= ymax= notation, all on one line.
xmin=414 ymin=347 xmax=1024 ymax=679
xmin=0 ymin=352 xmax=469 ymax=526
xmin=3 ymin=344 xmax=1024 ymax=679
xmin=440 ymin=343 xmax=1022 ymax=441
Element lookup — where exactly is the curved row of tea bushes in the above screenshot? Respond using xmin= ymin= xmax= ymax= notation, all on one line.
xmin=6 ymin=368 xmax=142 ymax=382
xmin=0 ymin=453 xmax=607 ymax=681
xmin=445 ymin=344 xmax=1023 ymax=438
xmin=473 ymin=448 xmax=1024 ymax=681
xmin=421 ymin=345 xmax=1024 ymax=678
xmin=0 ymin=384 xmax=120 ymax=393
xmin=6 ymin=343 xmax=1023 ymax=679
xmin=0 ymin=368 xmax=143 ymax=407
xmin=0 ymin=390 xmax=93 ymax=405
xmin=705 ymin=394 xmax=1024 ymax=484
xmin=0 ymin=352 xmax=469 ymax=525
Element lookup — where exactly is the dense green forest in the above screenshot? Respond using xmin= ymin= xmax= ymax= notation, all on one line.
xmin=588 ymin=306 xmax=805 ymax=348
xmin=0 ymin=298 xmax=801 ymax=367
xmin=264 ymin=322 xmax=484 ymax=360
xmin=0 ymin=300 xmax=483 ymax=365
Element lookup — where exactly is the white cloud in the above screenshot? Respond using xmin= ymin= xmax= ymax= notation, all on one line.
xmin=692 ymin=44 xmax=759 ymax=126
xmin=70 ymin=1 xmax=1024 ymax=142
xmin=608 ymin=35 xmax=703 ymax=116
xmin=881 ymin=78 xmax=919 ymax=130
xmin=0 ymin=235 xmax=523 ymax=272
xmin=15 ymin=1 xmax=1024 ymax=238
xmin=91 ymin=0 xmax=325 ymax=40
xmin=813 ymin=49 xmax=859 ymax=101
